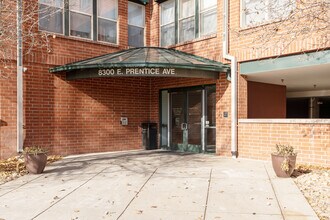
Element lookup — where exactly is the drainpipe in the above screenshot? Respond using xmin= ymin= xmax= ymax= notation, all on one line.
xmin=223 ymin=0 xmax=238 ymax=158
xmin=17 ymin=0 xmax=23 ymax=153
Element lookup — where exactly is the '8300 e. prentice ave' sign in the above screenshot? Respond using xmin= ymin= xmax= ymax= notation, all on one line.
xmin=65 ymin=67 xmax=219 ymax=80
xmin=98 ymin=68 xmax=175 ymax=76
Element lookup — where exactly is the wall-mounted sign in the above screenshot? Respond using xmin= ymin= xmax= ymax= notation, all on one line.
xmin=98 ymin=68 xmax=176 ymax=76
xmin=65 ymin=67 xmax=219 ymax=80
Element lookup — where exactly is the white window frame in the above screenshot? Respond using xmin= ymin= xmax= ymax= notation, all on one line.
xmin=38 ymin=0 xmax=64 ymax=35
xmin=128 ymin=1 xmax=145 ymax=47
xmin=69 ymin=0 xmax=93 ymax=39
xmin=199 ymin=0 xmax=217 ymax=36
xmin=178 ymin=0 xmax=195 ymax=43
xmin=240 ymin=0 xmax=295 ymax=28
xmin=97 ymin=0 xmax=118 ymax=44
xmin=159 ymin=0 xmax=175 ymax=47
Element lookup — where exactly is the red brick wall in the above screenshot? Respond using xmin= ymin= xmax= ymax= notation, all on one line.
xmin=227 ymin=1 xmax=330 ymax=61
xmin=238 ymin=121 xmax=330 ymax=166
xmin=0 ymin=63 xmax=17 ymax=159
xmin=23 ymin=64 xmax=152 ymax=156
xmin=248 ymin=81 xmax=286 ymax=118
xmin=0 ymin=0 xmax=152 ymax=159
xmin=0 ymin=61 xmax=153 ymax=158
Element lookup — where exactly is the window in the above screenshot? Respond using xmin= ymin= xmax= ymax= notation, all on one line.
xmin=98 ymin=0 xmax=117 ymax=43
xmin=39 ymin=0 xmax=63 ymax=34
xmin=241 ymin=0 xmax=295 ymax=27
xmin=128 ymin=2 xmax=145 ymax=47
xmin=70 ymin=0 xmax=93 ymax=39
xmin=179 ymin=0 xmax=195 ymax=43
xmin=200 ymin=0 xmax=217 ymax=36
xmin=160 ymin=0 xmax=175 ymax=47
xmin=38 ymin=0 xmax=119 ymax=44
xmin=160 ymin=0 xmax=217 ymax=47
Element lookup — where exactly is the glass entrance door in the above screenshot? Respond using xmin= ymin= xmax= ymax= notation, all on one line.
xmin=171 ymin=89 xmax=202 ymax=152
xmin=205 ymin=85 xmax=216 ymax=153
xmin=171 ymin=91 xmax=186 ymax=150
xmin=160 ymin=85 xmax=216 ymax=153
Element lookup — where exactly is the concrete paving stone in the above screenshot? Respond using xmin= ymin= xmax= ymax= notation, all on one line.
xmin=270 ymin=178 xmax=302 ymax=195
xmin=0 ymin=174 xmax=41 ymax=196
xmin=211 ymin=167 xmax=269 ymax=179
xmin=205 ymin=212 xmax=283 ymax=220
xmin=155 ymin=166 xmax=211 ymax=178
xmin=276 ymin=193 xmax=318 ymax=217
xmin=119 ymin=209 xmax=204 ymax=220
xmin=0 ymin=173 xmax=93 ymax=220
xmin=35 ymin=170 xmax=152 ymax=220
xmin=206 ymin=192 xmax=281 ymax=215
xmin=284 ymin=215 xmax=320 ymax=220
xmin=44 ymin=159 xmax=112 ymax=175
xmin=125 ymin=175 xmax=209 ymax=212
xmin=209 ymin=177 xmax=274 ymax=194
xmin=101 ymin=162 xmax=156 ymax=176
xmin=143 ymin=174 xmax=209 ymax=192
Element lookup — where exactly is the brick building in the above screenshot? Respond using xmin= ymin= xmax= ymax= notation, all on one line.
xmin=0 ymin=0 xmax=329 ymax=166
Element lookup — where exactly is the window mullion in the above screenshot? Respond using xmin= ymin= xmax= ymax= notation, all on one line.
xmin=93 ymin=0 xmax=97 ymax=41
xmin=175 ymin=0 xmax=178 ymax=44
xmin=195 ymin=0 xmax=199 ymax=38
xmin=64 ymin=0 xmax=69 ymax=36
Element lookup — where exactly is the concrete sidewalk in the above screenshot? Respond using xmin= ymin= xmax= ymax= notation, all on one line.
xmin=0 ymin=150 xmax=318 ymax=220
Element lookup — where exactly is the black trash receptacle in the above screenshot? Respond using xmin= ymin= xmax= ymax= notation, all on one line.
xmin=140 ymin=122 xmax=157 ymax=150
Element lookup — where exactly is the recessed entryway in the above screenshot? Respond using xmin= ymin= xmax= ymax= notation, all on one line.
xmin=160 ymin=85 xmax=216 ymax=153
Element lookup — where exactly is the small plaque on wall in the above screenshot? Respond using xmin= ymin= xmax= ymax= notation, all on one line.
xmin=223 ymin=112 xmax=228 ymax=118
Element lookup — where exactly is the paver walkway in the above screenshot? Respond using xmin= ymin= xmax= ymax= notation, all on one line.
xmin=0 ymin=150 xmax=318 ymax=220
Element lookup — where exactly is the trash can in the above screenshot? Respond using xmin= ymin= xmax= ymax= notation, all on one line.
xmin=140 ymin=122 xmax=157 ymax=150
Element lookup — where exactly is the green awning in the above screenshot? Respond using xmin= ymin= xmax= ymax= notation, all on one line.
xmin=50 ymin=47 xmax=230 ymax=80
xmin=131 ymin=0 xmax=149 ymax=5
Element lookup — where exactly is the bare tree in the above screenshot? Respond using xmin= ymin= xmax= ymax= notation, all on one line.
xmin=234 ymin=0 xmax=330 ymax=57
xmin=0 ymin=0 xmax=67 ymax=78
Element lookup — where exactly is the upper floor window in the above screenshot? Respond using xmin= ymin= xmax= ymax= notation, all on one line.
xmin=98 ymin=0 xmax=118 ymax=43
xmin=128 ymin=2 xmax=145 ymax=47
xmin=70 ymin=0 xmax=93 ymax=39
xmin=38 ymin=0 xmax=119 ymax=44
xmin=200 ymin=0 xmax=217 ymax=35
xmin=179 ymin=0 xmax=195 ymax=43
xmin=241 ymin=0 xmax=295 ymax=27
xmin=39 ymin=0 xmax=64 ymax=34
xmin=160 ymin=0 xmax=175 ymax=46
xmin=160 ymin=0 xmax=218 ymax=47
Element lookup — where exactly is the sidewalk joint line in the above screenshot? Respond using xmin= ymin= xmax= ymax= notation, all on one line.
xmin=0 ymin=175 xmax=42 ymax=197
xmin=264 ymin=163 xmax=286 ymax=220
xmin=117 ymin=168 xmax=158 ymax=220
xmin=31 ymin=166 xmax=109 ymax=219
xmin=203 ymin=168 xmax=213 ymax=220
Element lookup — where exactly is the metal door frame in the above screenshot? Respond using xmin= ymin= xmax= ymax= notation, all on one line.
xmin=159 ymin=84 xmax=216 ymax=152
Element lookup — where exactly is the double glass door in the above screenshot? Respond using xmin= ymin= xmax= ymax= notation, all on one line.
xmin=171 ymin=89 xmax=202 ymax=152
xmin=160 ymin=85 xmax=216 ymax=153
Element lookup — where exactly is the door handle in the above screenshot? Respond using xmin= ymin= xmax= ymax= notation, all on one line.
xmin=181 ymin=123 xmax=188 ymax=130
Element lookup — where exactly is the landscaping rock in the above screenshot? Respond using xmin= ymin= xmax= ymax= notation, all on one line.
xmin=293 ymin=166 xmax=330 ymax=220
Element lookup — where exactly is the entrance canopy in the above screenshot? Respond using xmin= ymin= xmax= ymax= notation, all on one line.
xmin=50 ymin=47 xmax=230 ymax=80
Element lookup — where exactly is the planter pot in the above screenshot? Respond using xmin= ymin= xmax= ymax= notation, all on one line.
xmin=24 ymin=153 xmax=47 ymax=174
xmin=271 ymin=154 xmax=297 ymax=178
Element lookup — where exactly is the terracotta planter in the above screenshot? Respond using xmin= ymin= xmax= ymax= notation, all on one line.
xmin=271 ymin=154 xmax=297 ymax=178
xmin=24 ymin=153 xmax=47 ymax=174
